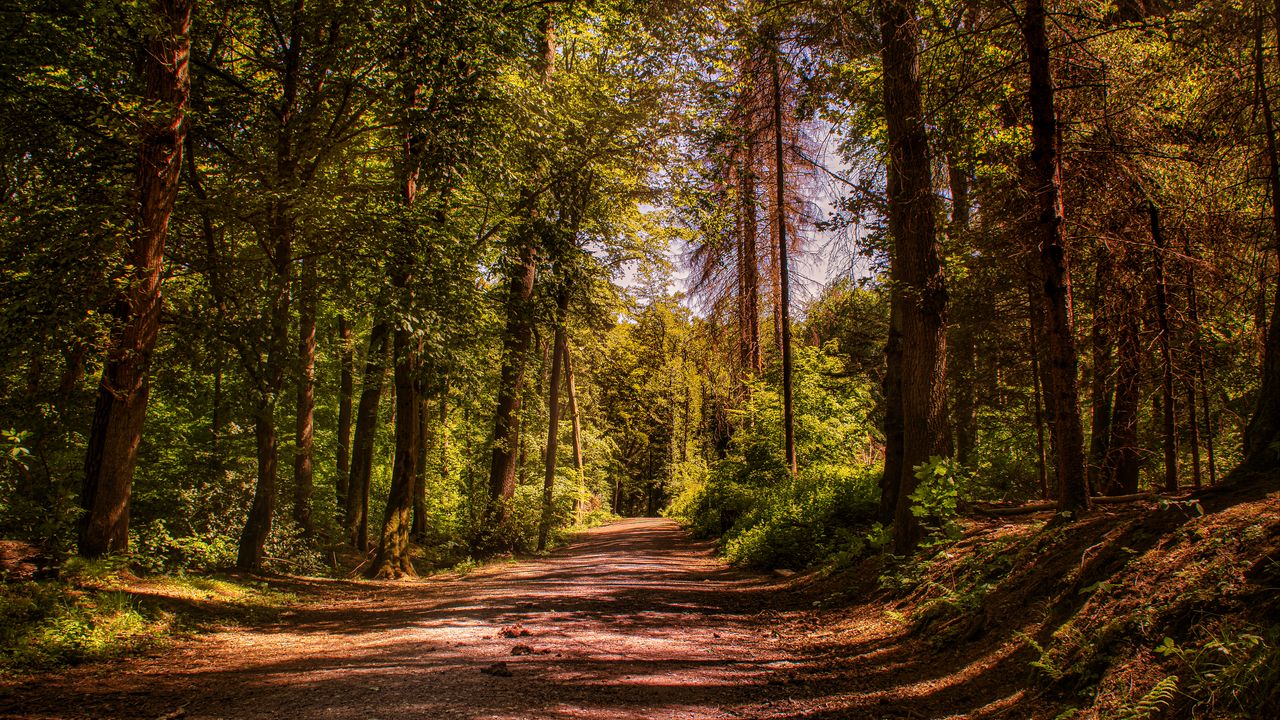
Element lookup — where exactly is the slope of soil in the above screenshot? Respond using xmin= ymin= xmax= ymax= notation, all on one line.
xmin=774 ymin=478 xmax=1280 ymax=719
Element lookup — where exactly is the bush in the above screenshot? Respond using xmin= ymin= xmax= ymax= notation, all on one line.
xmin=0 ymin=580 xmax=162 ymax=671
xmin=133 ymin=519 xmax=238 ymax=573
xmin=720 ymin=464 xmax=879 ymax=569
xmin=669 ymin=344 xmax=883 ymax=569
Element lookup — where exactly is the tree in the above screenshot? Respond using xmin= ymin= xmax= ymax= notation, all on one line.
xmin=880 ymin=0 xmax=949 ymax=553
xmin=770 ymin=22 xmax=797 ymax=476
xmin=79 ymin=0 xmax=194 ymax=557
xmin=538 ymin=285 xmax=569 ymax=550
xmin=1022 ymin=0 xmax=1088 ymax=515
xmin=1243 ymin=0 xmax=1280 ymax=472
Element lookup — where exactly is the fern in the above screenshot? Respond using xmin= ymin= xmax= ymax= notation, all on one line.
xmin=1119 ymin=675 xmax=1179 ymax=720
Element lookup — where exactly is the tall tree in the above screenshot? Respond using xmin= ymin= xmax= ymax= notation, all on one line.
xmin=880 ymin=0 xmax=949 ymax=553
xmin=293 ymin=256 xmax=317 ymax=537
xmin=236 ymin=0 xmax=307 ymax=571
xmin=79 ymin=0 xmax=193 ymax=557
xmin=346 ymin=322 xmax=390 ymax=551
xmin=1022 ymin=0 xmax=1089 ymax=514
xmin=563 ymin=335 xmax=586 ymax=522
xmin=1244 ymin=0 xmax=1280 ymax=472
xmin=1149 ymin=201 xmax=1178 ymax=491
xmin=487 ymin=11 xmax=555 ymax=535
xmin=770 ymin=22 xmax=797 ymax=476
xmin=538 ymin=285 xmax=569 ymax=550
xmin=335 ymin=315 xmax=354 ymax=510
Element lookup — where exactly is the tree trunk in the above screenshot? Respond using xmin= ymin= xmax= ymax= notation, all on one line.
xmin=236 ymin=203 xmax=293 ymax=571
xmin=336 ymin=315 xmax=354 ymax=512
xmin=488 ymin=13 xmax=553 ymax=534
xmin=739 ymin=145 xmax=761 ymax=376
xmin=1104 ymin=297 xmax=1141 ymax=496
xmin=1028 ymin=276 xmax=1057 ymax=498
xmin=1244 ymin=0 xmax=1280 ymax=471
xmin=347 ymin=321 xmax=391 ymax=551
xmin=1149 ymin=202 xmax=1178 ymax=491
xmin=238 ymin=404 xmax=278 ymax=570
xmin=1022 ymin=0 xmax=1089 ymax=515
xmin=367 ymin=328 xmax=420 ymax=578
xmin=412 ymin=394 xmax=430 ymax=541
xmin=1186 ymin=236 xmax=1217 ymax=484
xmin=1185 ymin=380 xmax=1202 ymax=488
xmin=879 ymin=301 xmax=904 ymax=525
xmin=881 ymin=0 xmax=949 ymax=554
xmin=538 ymin=289 xmax=568 ymax=551
xmin=770 ymin=28 xmax=797 ymax=476
xmin=563 ymin=335 xmax=586 ymax=523
xmin=292 ymin=256 xmax=317 ymax=537
xmin=79 ymin=0 xmax=193 ymax=558
xmin=487 ymin=239 xmax=537 ymax=533
xmin=947 ymin=154 xmax=977 ymax=466
xmin=236 ymin=0 xmax=303 ymax=572
xmin=1030 ymin=317 xmax=1050 ymax=499
xmin=1087 ymin=252 xmax=1114 ymax=495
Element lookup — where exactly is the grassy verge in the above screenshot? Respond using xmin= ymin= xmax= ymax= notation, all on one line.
xmin=0 ymin=559 xmax=296 ymax=674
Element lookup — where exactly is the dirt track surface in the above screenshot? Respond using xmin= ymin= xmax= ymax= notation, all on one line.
xmin=0 ymin=519 xmax=823 ymax=720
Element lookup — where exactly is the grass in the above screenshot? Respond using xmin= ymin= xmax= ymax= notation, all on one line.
xmin=0 ymin=559 xmax=296 ymax=674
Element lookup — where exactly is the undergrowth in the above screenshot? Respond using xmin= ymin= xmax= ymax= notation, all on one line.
xmin=860 ymin=481 xmax=1280 ymax=719
xmin=0 ymin=558 xmax=295 ymax=674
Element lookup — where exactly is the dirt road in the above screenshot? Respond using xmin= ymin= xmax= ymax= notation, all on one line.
xmin=1 ymin=519 xmax=822 ymax=720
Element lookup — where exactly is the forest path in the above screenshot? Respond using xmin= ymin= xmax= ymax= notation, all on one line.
xmin=0 ymin=519 xmax=829 ymax=719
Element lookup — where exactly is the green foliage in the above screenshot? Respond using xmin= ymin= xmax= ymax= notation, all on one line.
xmin=0 ymin=568 xmax=294 ymax=673
xmin=670 ymin=344 xmax=882 ymax=569
xmin=1116 ymin=675 xmax=1180 ymax=720
xmin=720 ymin=465 xmax=880 ymax=569
xmin=1154 ymin=626 xmax=1280 ymax=717
xmin=0 ymin=583 xmax=158 ymax=672
xmin=0 ymin=428 xmax=31 ymax=471
xmin=908 ymin=456 xmax=964 ymax=543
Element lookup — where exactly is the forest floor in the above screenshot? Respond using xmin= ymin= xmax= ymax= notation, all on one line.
xmin=0 ymin=517 xmax=1043 ymax=720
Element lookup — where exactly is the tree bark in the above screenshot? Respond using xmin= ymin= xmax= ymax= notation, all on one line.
xmin=236 ymin=0 xmax=304 ymax=572
xmin=1022 ymin=0 xmax=1089 ymax=514
xmin=487 ymin=238 xmax=537 ymax=534
xmin=292 ymin=256 xmax=317 ymax=537
xmin=739 ymin=144 xmax=761 ymax=376
xmin=563 ymin=335 xmax=586 ymax=523
xmin=947 ymin=154 xmax=977 ymax=466
xmin=1243 ymin=0 xmax=1280 ymax=471
xmin=1104 ymin=291 xmax=1141 ymax=496
xmin=367 ymin=327 xmax=420 ymax=578
xmin=1149 ymin=201 xmax=1178 ymax=491
xmin=79 ymin=0 xmax=193 ymax=557
xmin=881 ymin=0 xmax=949 ymax=554
xmin=1030 ymin=315 xmax=1050 ymax=500
xmin=237 ymin=404 xmax=279 ymax=570
xmin=538 ymin=288 xmax=568 ymax=550
xmin=236 ymin=205 xmax=294 ymax=571
xmin=1186 ymin=236 xmax=1217 ymax=484
xmin=487 ymin=13 xmax=553 ymax=535
xmin=1028 ymin=275 xmax=1057 ymax=498
xmin=1087 ymin=251 xmax=1114 ymax=494
xmin=336 ymin=315 xmax=354 ymax=512
xmin=880 ymin=297 xmax=904 ymax=524
xmin=770 ymin=28 xmax=797 ymax=476
xmin=1185 ymin=380 xmax=1202 ymax=488
xmin=346 ymin=321 xmax=391 ymax=551
xmin=412 ymin=394 xmax=430 ymax=541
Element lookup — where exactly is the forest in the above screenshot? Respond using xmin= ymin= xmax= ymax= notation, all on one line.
xmin=2 ymin=0 xmax=1280 ymax=718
